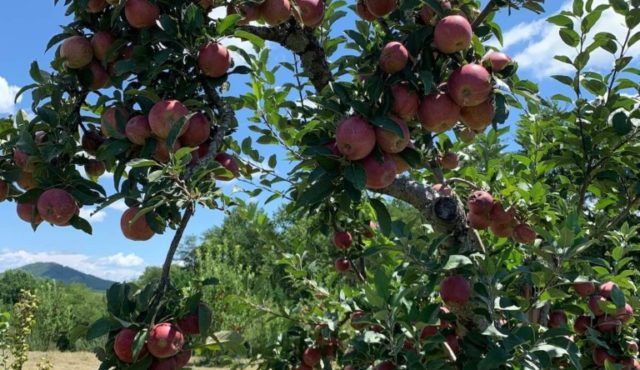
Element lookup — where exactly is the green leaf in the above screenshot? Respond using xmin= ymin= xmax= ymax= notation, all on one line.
xmin=86 ymin=318 xmax=118 ymax=340
xmin=217 ymin=14 xmax=241 ymax=34
xmin=297 ymin=176 xmax=334 ymax=207
xmin=442 ymin=255 xmax=473 ymax=270
xmin=166 ymin=113 xmax=195 ymax=152
xmin=611 ymin=111 xmax=631 ymax=135
xmin=370 ymin=198 xmax=391 ymax=237
xmin=344 ymin=163 xmax=366 ymax=190
xmin=128 ymin=159 xmax=159 ymax=168
xmin=559 ymin=28 xmax=580 ymax=47
xmin=198 ymin=304 xmax=213 ymax=336
xmin=610 ymin=286 xmax=626 ymax=308
xmin=573 ymin=0 xmax=584 ymax=16
xmin=609 ymin=0 xmax=629 ymax=15
xmin=234 ymin=30 xmax=265 ymax=49
xmin=547 ymin=15 xmax=573 ymax=28
xmin=371 ymin=116 xmax=403 ymax=137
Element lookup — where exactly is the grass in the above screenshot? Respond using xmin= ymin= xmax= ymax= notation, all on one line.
xmin=14 ymin=352 xmax=257 ymax=370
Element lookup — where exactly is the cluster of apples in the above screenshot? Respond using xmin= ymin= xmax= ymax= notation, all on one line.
xmin=112 ymin=312 xmax=205 ymax=370
xmin=332 ymin=222 xmax=377 ymax=273
xmin=565 ymin=281 xmax=639 ymax=368
xmin=224 ymin=0 xmax=325 ymax=28
xmin=467 ymin=190 xmax=536 ymax=244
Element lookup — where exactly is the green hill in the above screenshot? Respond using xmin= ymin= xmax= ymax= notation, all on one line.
xmin=19 ymin=262 xmax=116 ymax=291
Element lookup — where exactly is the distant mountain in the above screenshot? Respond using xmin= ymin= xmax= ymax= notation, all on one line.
xmin=19 ymin=262 xmax=116 ymax=291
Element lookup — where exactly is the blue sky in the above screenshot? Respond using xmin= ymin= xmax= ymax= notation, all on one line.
xmin=0 ymin=1 xmax=635 ymax=281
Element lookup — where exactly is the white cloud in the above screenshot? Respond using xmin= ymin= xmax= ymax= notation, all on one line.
xmin=79 ymin=208 xmax=107 ymax=223
xmin=0 ymin=249 xmax=145 ymax=282
xmin=500 ymin=0 xmax=639 ymax=79
xmin=0 ymin=76 xmax=21 ymax=114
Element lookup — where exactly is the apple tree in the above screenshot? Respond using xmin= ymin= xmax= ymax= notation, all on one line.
xmin=1 ymin=0 xmax=639 ymax=369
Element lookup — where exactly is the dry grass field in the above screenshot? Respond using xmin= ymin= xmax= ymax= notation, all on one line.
xmin=16 ymin=352 xmax=257 ymax=370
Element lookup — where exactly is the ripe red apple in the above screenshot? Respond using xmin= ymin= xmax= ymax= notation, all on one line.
xmin=548 ymin=310 xmax=567 ymax=328
xmin=616 ymin=303 xmax=633 ymax=322
xmin=574 ymin=315 xmax=591 ymax=335
xmin=260 ymin=0 xmax=291 ymax=26
xmin=512 ymin=224 xmax=536 ymax=244
xmin=101 ymin=106 xmax=129 ymax=139
xmin=150 ymin=358 xmax=177 ymax=370
xmin=440 ymin=152 xmax=458 ymax=170
xmin=588 ymin=295 xmax=606 ymax=316
xmin=87 ymin=0 xmax=107 ymax=13
xmin=375 ymin=117 xmax=410 ymax=154
xmin=335 ymin=257 xmax=351 ymax=272
xmin=440 ymin=275 xmax=471 ymax=306
xmin=333 ymin=231 xmax=353 ymax=249
xmin=17 ymin=202 xmax=42 ymax=225
xmin=214 ymin=153 xmax=240 ymax=180
xmin=302 ymin=347 xmax=321 ymax=367
xmin=82 ymin=130 xmax=105 ymax=154
xmin=294 ymin=0 xmax=325 ymax=27
xmin=61 ymin=36 xmax=93 ymax=69
xmin=227 ymin=3 xmax=261 ymax=25
xmin=125 ymin=0 xmax=160 ymax=29
xmin=420 ymin=325 xmax=438 ymax=339
xmin=87 ymin=61 xmax=110 ymax=90
xmin=0 ymin=182 xmax=8 ymax=202
xmin=149 ymin=100 xmax=190 ymax=139
xmin=355 ymin=0 xmax=376 ymax=21
xmin=456 ymin=127 xmax=476 ymax=143
xmin=13 ymin=149 xmax=31 ymax=171
xmin=592 ymin=347 xmax=616 ymax=367
xmin=37 ymin=189 xmax=78 ymax=226
xmin=198 ymin=42 xmax=232 ymax=78
xmin=365 ymin=0 xmax=396 ymax=17
xmin=596 ymin=316 xmax=621 ymax=333
xmin=619 ymin=358 xmax=640 ymax=370
xmin=433 ymin=183 xmax=453 ymax=196
xmin=177 ymin=314 xmax=200 ymax=336
xmin=445 ymin=334 xmax=460 ymax=353
xmin=361 ymin=153 xmax=397 ymax=189
xmin=379 ymin=41 xmax=408 ymax=74
xmin=434 ymin=15 xmax=472 ymax=54
xmin=490 ymin=221 xmax=513 ymax=237
xmin=350 ymin=310 xmax=367 ymax=330
xmin=599 ymin=281 xmax=618 ymax=299
xmin=85 ymin=159 xmax=106 ymax=177
xmin=418 ymin=93 xmax=460 ymax=133
xmin=460 ymin=100 xmax=495 ymax=131
xmin=153 ymin=140 xmax=181 ymax=163
xmin=391 ymin=84 xmax=419 ymax=120
xmin=481 ymin=51 xmax=512 ymax=73
xmin=629 ymin=342 xmax=639 ymax=354
xmin=147 ymin=323 xmax=184 ymax=359
xmin=335 ymin=116 xmax=376 ymax=160
xmin=389 ymin=153 xmax=410 ymax=174
xmin=573 ymin=282 xmax=595 ymax=298
xmin=125 ymin=116 xmax=151 ymax=145
xmin=447 ymin=64 xmax=492 ymax=107
xmin=468 ymin=190 xmax=493 ymax=215
xmin=91 ymin=31 xmax=116 ymax=62
xmin=17 ymin=172 xmax=36 ymax=190
xmin=121 ymin=207 xmax=155 ymax=241
xmin=175 ymin=349 xmax=192 ymax=368
xmin=114 ymin=328 xmax=147 ymax=363
xmin=418 ymin=5 xmax=435 ymax=24
xmin=489 ymin=202 xmax=514 ymax=224
xmin=469 ymin=212 xmax=491 ymax=230
xmin=180 ymin=113 xmax=210 ymax=147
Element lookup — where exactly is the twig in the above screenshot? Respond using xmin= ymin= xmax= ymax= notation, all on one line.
xmin=472 ymin=0 xmax=496 ymax=28
xmin=447 ymin=177 xmax=480 ymax=189
xmin=157 ymin=204 xmax=194 ymax=294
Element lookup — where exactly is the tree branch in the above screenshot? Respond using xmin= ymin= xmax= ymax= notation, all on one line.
xmin=157 ymin=204 xmax=194 ymax=294
xmin=472 ymin=0 xmax=496 ymax=28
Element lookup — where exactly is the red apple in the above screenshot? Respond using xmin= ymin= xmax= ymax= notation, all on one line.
xmin=180 ymin=113 xmax=210 ymax=147
xmin=17 ymin=201 xmax=42 ymax=225
xmin=548 ymin=310 xmax=567 ymax=328
xmin=619 ymin=358 xmax=640 ymax=370
xmin=0 ymin=182 xmax=8 ymax=202
xmin=512 ymin=224 xmax=536 ymax=244
xmin=13 ymin=149 xmax=31 ymax=172
xmin=418 ymin=5 xmax=435 ymax=24
xmin=490 ymin=221 xmax=513 ymax=237
xmin=87 ymin=0 xmax=108 ymax=13
xmin=599 ymin=281 xmax=618 ymax=299
xmin=214 ymin=153 xmax=240 ymax=180
xmin=335 ymin=116 xmax=376 ymax=160
xmin=150 ymin=358 xmax=177 ymax=370
xmin=573 ymin=282 xmax=595 ymax=298
xmin=592 ymin=347 xmax=615 ymax=367
xmin=350 ymin=310 xmax=367 ymax=330
xmin=177 ymin=314 xmax=200 ymax=336
xmin=489 ymin=202 xmax=514 ymax=224
xmin=456 ymin=127 xmax=476 ymax=142
xmin=114 ymin=328 xmax=147 ymax=363
xmin=61 ymin=36 xmax=93 ymax=69
xmin=149 ymin=100 xmax=190 ymax=139
xmin=175 ymin=349 xmax=192 ymax=368
xmin=125 ymin=115 xmax=152 ymax=145
xmin=616 ymin=303 xmax=633 ymax=322
xmin=361 ymin=153 xmax=397 ymax=189
xmin=469 ymin=212 xmax=491 ymax=230
xmin=420 ymin=325 xmax=438 ymax=339
xmin=101 ymin=106 xmax=129 ymax=139
xmin=85 ymin=159 xmax=106 ymax=177
xmin=460 ymin=100 xmax=495 ymax=131
xmin=198 ymin=42 xmax=232 ymax=78
xmin=391 ymin=83 xmax=419 ymax=120
xmin=574 ymin=315 xmax=591 ymax=335
xmin=227 ymin=3 xmax=261 ymax=25
xmin=37 ymin=189 xmax=78 ymax=226
xmin=434 ymin=15 xmax=472 ymax=54
xmin=91 ymin=31 xmax=116 ymax=62
xmin=588 ymin=295 xmax=606 ymax=316
xmin=468 ymin=190 xmax=493 ymax=215
xmin=82 ymin=130 xmax=105 ymax=154
xmin=379 ymin=41 xmax=408 ymax=74
xmin=389 ymin=153 xmax=410 ymax=174
xmin=440 ymin=152 xmax=458 ymax=170
xmin=147 ymin=323 xmax=184 ymax=359
xmin=481 ymin=51 xmax=512 ymax=72
xmin=260 ymin=0 xmax=291 ymax=26
xmin=365 ymin=0 xmax=396 ymax=17
xmin=433 ymin=183 xmax=453 ymax=196
xmin=418 ymin=93 xmax=460 ymax=133
xmin=355 ymin=0 xmax=376 ymax=21
xmin=125 ymin=0 xmax=160 ymax=29
xmin=440 ymin=275 xmax=471 ymax=306
xmin=294 ymin=0 xmax=325 ymax=27
xmin=333 ymin=231 xmax=352 ymax=249
xmin=447 ymin=64 xmax=492 ymax=107
xmin=87 ymin=61 xmax=110 ymax=90
xmin=629 ymin=342 xmax=639 ymax=354
xmin=153 ymin=140 xmax=181 ymax=163
xmin=17 ymin=171 xmax=36 ymax=190
xmin=375 ymin=117 xmax=410 ymax=153
xmin=596 ymin=316 xmax=621 ymax=333
xmin=302 ymin=347 xmax=321 ymax=367
xmin=120 ymin=207 xmax=155 ymax=241
xmin=335 ymin=258 xmax=351 ymax=272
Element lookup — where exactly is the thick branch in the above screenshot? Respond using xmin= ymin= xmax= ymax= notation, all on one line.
xmin=239 ymin=20 xmax=332 ymax=91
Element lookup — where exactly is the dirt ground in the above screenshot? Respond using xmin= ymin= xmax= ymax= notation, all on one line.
xmin=16 ymin=351 xmax=257 ymax=370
